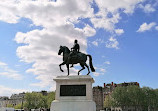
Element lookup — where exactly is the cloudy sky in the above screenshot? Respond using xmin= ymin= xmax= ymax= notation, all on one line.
xmin=0 ymin=0 xmax=158 ymax=96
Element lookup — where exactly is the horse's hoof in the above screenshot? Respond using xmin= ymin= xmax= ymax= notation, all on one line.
xmin=87 ymin=72 xmax=90 ymax=75
xmin=61 ymin=70 xmax=64 ymax=72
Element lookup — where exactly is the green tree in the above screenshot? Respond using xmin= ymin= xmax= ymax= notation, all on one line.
xmin=24 ymin=92 xmax=47 ymax=109
xmin=7 ymin=104 xmax=14 ymax=108
xmin=142 ymin=87 xmax=158 ymax=110
xmin=111 ymin=86 xmax=130 ymax=108
xmin=111 ymin=86 xmax=143 ymax=110
xmin=154 ymin=89 xmax=158 ymax=110
xmin=14 ymin=103 xmax=22 ymax=109
xmin=126 ymin=86 xmax=144 ymax=110
xmin=110 ymin=86 xmax=158 ymax=110
xmin=104 ymin=95 xmax=112 ymax=108
xmin=46 ymin=92 xmax=55 ymax=108
xmin=24 ymin=91 xmax=55 ymax=109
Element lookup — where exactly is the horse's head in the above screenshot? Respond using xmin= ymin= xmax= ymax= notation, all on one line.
xmin=58 ymin=46 xmax=70 ymax=55
xmin=58 ymin=46 xmax=64 ymax=55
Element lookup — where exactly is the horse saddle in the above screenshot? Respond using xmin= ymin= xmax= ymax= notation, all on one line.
xmin=69 ymin=53 xmax=81 ymax=63
xmin=71 ymin=55 xmax=79 ymax=60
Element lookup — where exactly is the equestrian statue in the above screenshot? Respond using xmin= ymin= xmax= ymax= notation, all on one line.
xmin=58 ymin=40 xmax=95 ymax=76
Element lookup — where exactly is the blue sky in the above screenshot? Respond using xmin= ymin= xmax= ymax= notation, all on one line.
xmin=0 ymin=0 xmax=158 ymax=96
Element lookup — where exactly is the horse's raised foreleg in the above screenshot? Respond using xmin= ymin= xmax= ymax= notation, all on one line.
xmin=78 ymin=63 xmax=85 ymax=75
xmin=66 ymin=64 xmax=69 ymax=76
xmin=59 ymin=61 xmax=66 ymax=72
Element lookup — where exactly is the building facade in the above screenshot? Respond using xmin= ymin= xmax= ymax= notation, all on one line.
xmin=93 ymin=82 xmax=140 ymax=111
xmin=93 ymin=86 xmax=104 ymax=111
xmin=0 ymin=91 xmax=48 ymax=108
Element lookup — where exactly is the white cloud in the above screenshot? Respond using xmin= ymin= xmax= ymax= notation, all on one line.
xmin=83 ymin=25 xmax=96 ymax=37
xmin=139 ymin=4 xmax=155 ymax=13
xmin=0 ymin=72 xmax=22 ymax=80
xmin=137 ymin=22 xmax=156 ymax=32
xmin=0 ymin=61 xmax=23 ymax=80
xmin=95 ymin=0 xmax=144 ymax=14
xmin=93 ymin=72 xmax=100 ymax=76
xmin=0 ymin=0 xmax=147 ymax=89
xmin=11 ymin=0 xmax=95 ymax=88
xmin=115 ymin=29 xmax=124 ymax=35
xmin=91 ymin=39 xmax=106 ymax=47
xmin=0 ymin=0 xmax=94 ymax=25
xmin=0 ymin=2 xmax=20 ymax=23
xmin=104 ymin=61 xmax=111 ymax=65
xmin=0 ymin=85 xmax=28 ymax=96
xmin=99 ymin=68 xmax=106 ymax=73
xmin=90 ymin=0 xmax=144 ymax=49
xmin=93 ymin=67 xmax=106 ymax=76
xmin=91 ymin=13 xmax=120 ymax=31
xmin=90 ymin=0 xmax=144 ymax=32
xmin=106 ymin=37 xmax=119 ymax=49
xmin=0 ymin=61 xmax=7 ymax=66
xmin=155 ymin=26 xmax=158 ymax=30
xmin=92 ymin=41 xmax=98 ymax=46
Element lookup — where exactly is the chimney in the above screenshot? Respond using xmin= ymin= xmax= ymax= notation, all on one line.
xmin=111 ymin=82 xmax=114 ymax=86
xmin=136 ymin=82 xmax=140 ymax=87
xmin=104 ymin=83 xmax=106 ymax=88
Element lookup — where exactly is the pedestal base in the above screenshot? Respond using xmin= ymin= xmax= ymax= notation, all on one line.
xmin=50 ymin=75 xmax=96 ymax=111
xmin=50 ymin=100 xmax=96 ymax=111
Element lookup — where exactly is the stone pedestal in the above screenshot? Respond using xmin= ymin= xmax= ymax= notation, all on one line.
xmin=50 ymin=75 xmax=96 ymax=111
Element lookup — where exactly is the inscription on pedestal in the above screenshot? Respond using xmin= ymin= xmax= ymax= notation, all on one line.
xmin=60 ymin=85 xmax=86 ymax=96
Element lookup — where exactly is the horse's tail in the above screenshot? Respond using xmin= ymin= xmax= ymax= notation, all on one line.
xmin=87 ymin=55 xmax=95 ymax=72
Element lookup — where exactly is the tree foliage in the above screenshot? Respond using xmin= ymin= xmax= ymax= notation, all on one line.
xmin=104 ymin=95 xmax=112 ymax=108
xmin=14 ymin=103 xmax=22 ymax=109
xmin=7 ymin=104 xmax=14 ymax=107
xmin=24 ymin=91 xmax=55 ymax=109
xmin=46 ymin=92 xmax=55 ymax=108
xmin=104 ymin=86 xmax=158 ymax=110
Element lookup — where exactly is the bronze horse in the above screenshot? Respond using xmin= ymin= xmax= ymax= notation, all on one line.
xmin=58 ymin=46 xmax=95 ymax=76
